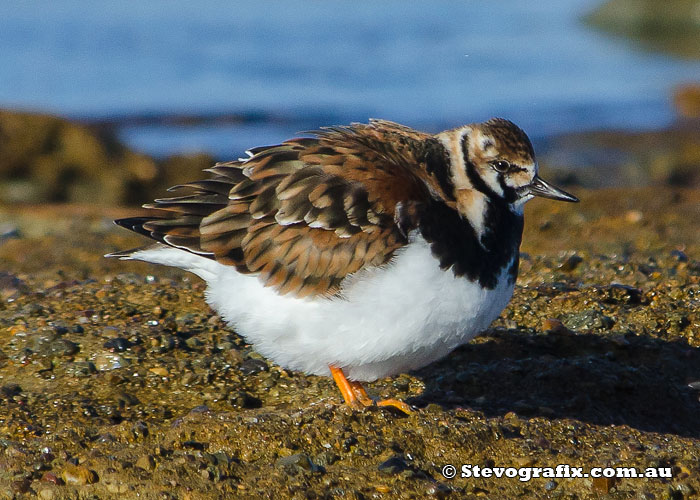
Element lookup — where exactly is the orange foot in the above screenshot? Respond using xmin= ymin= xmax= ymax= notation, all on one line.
xmin=329 ymin=365 xmax=413 ymax=414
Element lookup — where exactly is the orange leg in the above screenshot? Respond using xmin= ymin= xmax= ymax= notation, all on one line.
xmin=329 ymin=365 xmax=412 ymax=414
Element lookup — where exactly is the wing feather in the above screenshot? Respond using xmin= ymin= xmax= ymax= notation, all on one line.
xmin=115 ymin=121 xmax=445 ymax=297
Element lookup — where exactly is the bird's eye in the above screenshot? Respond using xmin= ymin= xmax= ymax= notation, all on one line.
xmin=490 ymin=160 xmax=511 ymax=172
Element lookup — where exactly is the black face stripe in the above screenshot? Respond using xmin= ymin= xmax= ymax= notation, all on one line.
xmin=423 ymin=138 xmax=455 ymax=201
xmin=497 ymin=174 xmax=519 ymax=203
xmin=461 ymin=134 xmax=498 ymax=198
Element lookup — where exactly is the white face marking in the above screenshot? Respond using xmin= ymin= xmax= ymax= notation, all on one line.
xmin=434 ymin=127 xmax=469 ymax=194
xmin=435 ymin=128 xmax=489 ymax=240
xmin=502 ymin=162 xmax=537 ymax=191
xmin=465 ymin=129 xmax=505 ymax=198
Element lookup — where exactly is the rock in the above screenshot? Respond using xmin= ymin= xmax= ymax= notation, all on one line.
xmin=675 ymin=84 xmax=700 ymax=118
xmin=38 ymin=489 xmax=56 ymax=500
xmin=377 ymin=456 xmax=410 ymax=475
xmin=542 ymin=318 xmax=571 ymax=334
xmin=585 ymin=0 xmax=700 ymax=59
xmin=514 ymin=456 xmax=535 ymax=467
xmin=228 ymin=391 xmax=262 ymax=409
xmin=105 ymin=481 xmax=130 ymax=494
xmin=0 ymin=272 xmax=28 ymax=299
xmin=276 ymin=453 xmax=321 ymax=473
xmin=601 ymin=284 xmax=642 ymax=304
xmin=11 ymin=478 xmax=31 ymax=493
xmin=559 ymin=254 xmax=583 ymax=272
xmin=625 ymin=210 xmax=643 ymax=224
xmin=0 ymin=109 xmax=216 ymax=205
xmin=592 ymin=476 xmax=614 ymax=493
xmin=136 ymin=455 xmax=156 ymax=471
xmin=94 ymin=353 xmax=128 ymax=371
xmin=149 ymin=366 xmax=169 ymax=377
xmin=0 ymin=109 xmax=152 ymax=204
xmin=239 ymin=358 xmax=268 ymax=375
xmin=40 ymin=472 xmax=63 ymax=485
xmin=103 ymin=337 xmax=132 ymax=352
xmin=48 ymin=338 xmax=79 ymax=357
xmin=132 ymin=421 xmax=149 ymax=439
xmin=66 ymin=361 xmax=97 ymax=378
xmin=1 ymin=383 xmax=22 ymax=398
xmin=184 ymin=336 xmax=204 ymax=349
xmin=563 ymin=309 xmax=615 ymax=331
xmin=671 ymin=249 xmax=689 ymax=262
xmin=61 ymin=464 xmax=98 ymax=485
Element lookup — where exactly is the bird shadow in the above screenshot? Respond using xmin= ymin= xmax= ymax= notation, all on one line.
xmin=408 ymin=328 xmax=700 ymax=438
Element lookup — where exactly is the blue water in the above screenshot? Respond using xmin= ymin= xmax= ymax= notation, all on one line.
xmin=1 ymin=1 xmax=699 ymax=158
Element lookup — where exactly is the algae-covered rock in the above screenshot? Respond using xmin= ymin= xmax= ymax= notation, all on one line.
xmin=675 ymin=84 xmax=700 ymax=119
xmin=542 ymin=120 xmax=700 ymax=188
xmin=585 ymin=0 xmax=700 ymax=59
xmin=0 ymin=109 xmax=213 ymax=205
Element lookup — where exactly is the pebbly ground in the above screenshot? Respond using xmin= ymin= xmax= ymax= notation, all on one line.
xmin=0 ymin=187 xmax=698 ymax=499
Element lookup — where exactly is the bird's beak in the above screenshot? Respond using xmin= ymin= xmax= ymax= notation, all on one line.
xmin=526 ymin=175 xmax=579 ymax=202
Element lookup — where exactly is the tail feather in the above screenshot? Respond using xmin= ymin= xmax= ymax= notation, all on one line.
xmin=104 ymin=246 xmax=144 ymax=259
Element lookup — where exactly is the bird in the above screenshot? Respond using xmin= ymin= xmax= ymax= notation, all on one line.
xmin=107 ymin=118 xmax=578 ymax=413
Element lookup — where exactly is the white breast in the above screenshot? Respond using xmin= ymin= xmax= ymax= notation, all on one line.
xmin=130 ymin=233 xmax=516 ymax=381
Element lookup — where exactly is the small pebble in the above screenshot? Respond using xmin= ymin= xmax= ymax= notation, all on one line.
xmin=49 ymin=338 xmax=80 ymax=356
xmin=40 ymin=472 xmax=63 ymax=485
xmin=149 ymin=366 xmax=169 ymax=377
xmin=377 ymin=456 xmax=410 ymax=475
xmin=671 ymin=249 xmax=688 ymax=262
xmin=103 ymin=337 xmax=132 ymax=352
xmin=185 ymin=336 xmax=204 ymax=349
xmin=94 ymin=353 xmax=128 ymax=371
xmin=12 ymin=478 xmax=31 ymax=493
xmin=38 ymin=489 xmax=55 ymax=500
xmin=1 ymin=383 xmax=22 ymax=398
xmin=542 ymin=318 xmax=571 ymax=334
xmin=559 ymin=254 xmax=583 ymax=272
xmin=66 ymin=361 xmax=96 ymax=378
xmin=592 ymin=476 xmax=613 ymax=493
xmin=0 ymin=224 xmax=21 ymax=240
xmin=136 ymin=454 xmax=156 ymax=471
xmin=239 ymin=358 xmax=268 ymax=375
xmin=513 ymin=456 xmax=535 ymax=467
xmin=100 ymin=326 xmax=121 ymax=338
xmin=229 ymin=391 xmax=262 ymax=409
xmin=625 ymin=210 xmax=643 ymax=223
xmin=275 ymin=453 xmax=320 ymax=472
xmin=61 ymin=464 xmax=98 ymax=485
xmin=132 ymin=421 xmax=149 ymax=438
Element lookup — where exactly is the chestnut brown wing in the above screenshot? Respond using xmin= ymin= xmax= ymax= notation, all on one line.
xmin=116 ymin=121 xmax=438 ymax=297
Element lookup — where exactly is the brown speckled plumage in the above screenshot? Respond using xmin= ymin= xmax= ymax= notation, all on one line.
xmin=115 ymin=118 xmax=577 ymax=299
xmin=118 ymin=120 xmax=447 ymax=297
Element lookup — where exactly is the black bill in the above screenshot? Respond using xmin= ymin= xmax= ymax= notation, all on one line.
xmin=526 ymin=175 xmax=579 ymax=202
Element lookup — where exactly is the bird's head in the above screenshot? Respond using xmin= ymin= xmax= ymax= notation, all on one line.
xmin=447 ymin=118 xmax=578 ymax=212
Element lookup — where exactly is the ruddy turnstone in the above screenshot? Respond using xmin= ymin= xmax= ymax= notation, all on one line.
xmin=108 ymin=118 xmax=578 ymax=413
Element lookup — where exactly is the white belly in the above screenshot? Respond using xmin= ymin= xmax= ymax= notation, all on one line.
xmin=131 ymin=234 xmax=515 ymax=381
